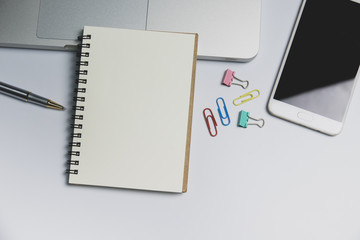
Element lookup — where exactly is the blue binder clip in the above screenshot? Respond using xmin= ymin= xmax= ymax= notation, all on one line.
xmin=238 ymin=110 xmax=265 ymax=128
xmin=216 ymin=97 xmax=230 ymax=126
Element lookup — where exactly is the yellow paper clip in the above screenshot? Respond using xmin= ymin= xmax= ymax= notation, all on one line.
xmin=233 ymin=89 xmax=260 ymax=106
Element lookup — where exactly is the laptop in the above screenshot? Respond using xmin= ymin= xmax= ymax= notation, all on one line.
xmin=0 ymin=0 xmax=261 ymax=62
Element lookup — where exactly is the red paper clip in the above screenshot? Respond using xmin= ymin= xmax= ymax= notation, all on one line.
xmin=203 ymin=108 xmax=218 ymax=137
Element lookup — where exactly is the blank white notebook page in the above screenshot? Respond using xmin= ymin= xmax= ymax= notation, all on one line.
xmin=69 ymin=26 xmax=198 ymax=192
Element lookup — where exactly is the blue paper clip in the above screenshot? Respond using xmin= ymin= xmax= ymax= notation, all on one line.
xmin=216 ymin=97 xmax=230 ymax=126
xmin=203 ymin=108 xmax=218 ymax=137
xmin=238 ymin=110 xmax=265 ymax=128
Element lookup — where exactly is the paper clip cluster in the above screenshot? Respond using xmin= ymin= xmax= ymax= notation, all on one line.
xmin=203 ymin=97 xmax=230 ymax=137
xmin=203 ymin=69 xmax=265 ymax=137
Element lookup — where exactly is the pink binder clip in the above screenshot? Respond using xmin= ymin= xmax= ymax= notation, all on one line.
xmin=222 ymin=69 xmax=249 ymax=89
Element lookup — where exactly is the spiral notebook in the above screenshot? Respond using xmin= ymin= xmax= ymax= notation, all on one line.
xmin=67 ymin=26 xmax=198 ymax=193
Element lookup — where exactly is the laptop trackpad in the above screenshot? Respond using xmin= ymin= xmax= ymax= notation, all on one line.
xmin=37 ymin=0 xmax=148 ymax=40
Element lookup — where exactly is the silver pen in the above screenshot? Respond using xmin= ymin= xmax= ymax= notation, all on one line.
xmin=0 ymin=81 xmax=64 ymax=110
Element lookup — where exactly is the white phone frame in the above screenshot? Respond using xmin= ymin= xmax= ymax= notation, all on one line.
xmin=268 ymin=0 xmax=360 ymax=136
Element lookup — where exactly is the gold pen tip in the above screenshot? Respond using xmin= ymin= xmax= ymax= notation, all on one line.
xmin=47 ymin=100 xmax=65 ymax=110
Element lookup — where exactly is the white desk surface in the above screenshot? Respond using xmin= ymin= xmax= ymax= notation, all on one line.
xmin=1 ymin=0 xmax=360 ymax=239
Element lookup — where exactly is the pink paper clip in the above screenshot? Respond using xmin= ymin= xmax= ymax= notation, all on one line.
xmin=203 ymin=108 xmax=218 ymax=137
xmin=222 ymin=69 xmax=249 ymax=89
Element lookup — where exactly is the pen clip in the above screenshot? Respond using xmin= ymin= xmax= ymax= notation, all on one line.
xmin=216 ymin=97 xmax=231 ymax=126
xmin=203 ymin=108 xmax=218 ymax=137
xmin=233 ymin=89 xmax=260 ymax=106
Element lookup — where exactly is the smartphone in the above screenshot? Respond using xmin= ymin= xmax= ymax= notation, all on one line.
xmin=268 ymin=0 xmax=360 ymax=135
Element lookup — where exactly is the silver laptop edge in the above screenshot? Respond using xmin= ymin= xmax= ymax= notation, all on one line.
xmin=0 ymin=0 xmax=261 ymax=62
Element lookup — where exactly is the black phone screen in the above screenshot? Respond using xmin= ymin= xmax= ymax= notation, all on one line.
xmin=274 ymin=0 xmax=360 ymax=122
